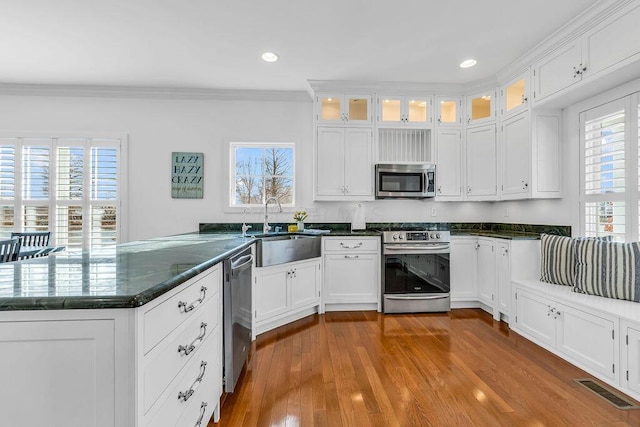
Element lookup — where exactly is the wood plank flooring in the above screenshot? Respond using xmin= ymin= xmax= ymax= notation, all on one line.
xmin=212 ymin=309 xmax=640 ymax=426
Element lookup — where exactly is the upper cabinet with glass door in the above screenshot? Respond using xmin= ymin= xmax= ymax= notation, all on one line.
xmin=436 ymin=96 xmax=462 ymax=126
xmin=376 ymin=96 xmax=433 ymax=128
xmin=501 ymin=72 xmax=529 ymax=119
xmin=316 ymin=94 xmax=372 ymax=126
xmin=466 ymin=90 xmax=497 ymax=126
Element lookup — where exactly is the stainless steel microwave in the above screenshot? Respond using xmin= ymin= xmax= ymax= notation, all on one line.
xmin=375 ymin=163 xmax=436 ymax=199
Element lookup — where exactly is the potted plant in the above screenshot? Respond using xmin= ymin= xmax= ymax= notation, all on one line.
xmin=293 ymin=210 xmax=308 ymax=231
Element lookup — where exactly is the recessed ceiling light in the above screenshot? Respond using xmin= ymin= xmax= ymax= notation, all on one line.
xmin=261 ymin=52 xmax=279 ymax=63
xmin=459 ymin=59 xmax=477 ymax=69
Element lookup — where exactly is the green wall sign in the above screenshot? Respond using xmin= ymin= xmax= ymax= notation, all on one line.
xmin=172 ymin=152 xmax=203 ymax=199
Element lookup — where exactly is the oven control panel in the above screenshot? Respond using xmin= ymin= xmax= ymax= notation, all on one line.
xmin=382 ymin=230 xmax=450 ymax=243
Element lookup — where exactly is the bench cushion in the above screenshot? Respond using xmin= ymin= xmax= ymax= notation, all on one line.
xmin=574 ymin=239 xmax=640 ymax=303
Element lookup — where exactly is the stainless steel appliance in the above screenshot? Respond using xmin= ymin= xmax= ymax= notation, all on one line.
xmin=375 ymin=163 xmax=436 ymax=199
xmin=382 ymin=230 xmax=451 ymax=313
xmin=223 ymin=246 xmax=253 ymax=393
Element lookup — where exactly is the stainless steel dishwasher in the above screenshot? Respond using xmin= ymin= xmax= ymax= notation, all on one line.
xmin=223 ymin=246 xmax=253 ymax=393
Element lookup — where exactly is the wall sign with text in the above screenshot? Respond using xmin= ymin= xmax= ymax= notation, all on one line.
xmin=172 ymin=152 xmax=203 ymax=199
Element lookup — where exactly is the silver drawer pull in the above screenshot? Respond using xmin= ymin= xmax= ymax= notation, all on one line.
xmin=339 ymin=242 xmax=363 ymax=249
xmin=178 ymin=286 xmax=208 ymax=313
xmin=178 ymin=322 xmax=207 ymax=356
xmin=178 ymin=361 xmax=207 ymax=402
xmin=195 ymin=402 xmax=208 ymax=426
xmin=344 ymin=255 xmax=359 ymax=259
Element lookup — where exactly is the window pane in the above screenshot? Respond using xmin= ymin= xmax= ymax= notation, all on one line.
xmin=265 ymin=177 xmax=293 ymax=204
xmin=0 ymin=206 xmax=14 ymax=239
xmin=23 ymin=146 xmax=50 ymax=200
xmin=584 ymin=201 xmax=625 ymax=241
xmin=584 ymin=109 xmax=625 ymax=195
xmin=56 ymin=205 xmax=83 ymax=248
xmin=91 ymin=147 xmax=117 ymax=200
xmin=23 ymin=206 xmax=48 ymax=232
xmin=57 ymin=147 xmax=84 ymax=200
xmin=91 ymin=205 xmax=116 ymax=248
xmin=0 ymin=144 xmax=15 ymax=200
xmin=263 ymin=147 xmax=293 ymax=176
xmin=235 ymin=177 xmax=262 ymax=204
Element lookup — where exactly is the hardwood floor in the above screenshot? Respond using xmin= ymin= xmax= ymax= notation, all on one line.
xmin=212 ymin=309 xmax=640 ymax=426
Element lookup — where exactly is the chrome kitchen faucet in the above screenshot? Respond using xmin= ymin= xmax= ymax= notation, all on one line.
xmin=263 ymin=197 xmax=282 ymax=234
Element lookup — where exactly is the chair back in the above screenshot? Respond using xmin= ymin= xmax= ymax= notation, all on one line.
xmin=10 ymin=231 xmax=51 ymax=247
xmin=0 ymin=238 xmax=21 ymax=263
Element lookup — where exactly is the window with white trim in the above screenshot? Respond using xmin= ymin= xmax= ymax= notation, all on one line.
xmin=580 ymin=94 xmax=639 ymax=242
xmin=0 ymin=136 xmax=123 ymax=249
xmin=229 ymin=143 xmax=294 ymax=207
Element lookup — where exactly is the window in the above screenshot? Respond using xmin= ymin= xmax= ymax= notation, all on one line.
xmin=230 ymin=143 xmax=294 ymax=207
xmin=0 ymin=135 xmax=124 ymax=249
xmin=580 ymin=95 xmax=638 ymax=242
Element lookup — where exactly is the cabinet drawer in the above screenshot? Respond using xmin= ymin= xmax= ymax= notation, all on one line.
xmin=143 ymin=297 xmax=219 ymax=413
xmin=323 ymin=237 xmax=379 ymax=252
xmin=145 ymin=328 xmax=220 ymax=427
xmin=143 ymin=265 xmax=221 ymax=354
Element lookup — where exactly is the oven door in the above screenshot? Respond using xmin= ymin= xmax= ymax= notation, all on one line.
xmin=383 ymin=251 xmax=450 ymax=295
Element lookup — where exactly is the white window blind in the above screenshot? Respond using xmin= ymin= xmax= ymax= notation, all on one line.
xmin=584 ymin=109 xmax=626 ymax=195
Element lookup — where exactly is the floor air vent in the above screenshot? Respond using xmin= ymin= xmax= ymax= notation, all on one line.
xmin=574 ymin=379 xmax=640 ymax=410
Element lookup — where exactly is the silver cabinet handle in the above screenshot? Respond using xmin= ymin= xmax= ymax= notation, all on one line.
xmin=195 ymin=402 xmax=208 ymax=426
xmin=344 ymin=255 xmax=360 ymax=259
xmin=178 ymin=361 xmax=207 ymax=402
xmin=178 ymin=286 xmax=207 ymax=313
xmin=467 ymin=186 xmax=471 ymax=194
xmin=340 ymin=242 xmax=363 ymax=249
xmin=437 ymin=186 xmax=442 ymax=194
xmin=178 ymin=322 xmax=207 ymax=356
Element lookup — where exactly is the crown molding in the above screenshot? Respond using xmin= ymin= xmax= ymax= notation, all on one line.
xmin=307 ymin=79 xmax=464 ymax=95
xmin=0 ymin=83 xmax=311 ymax=102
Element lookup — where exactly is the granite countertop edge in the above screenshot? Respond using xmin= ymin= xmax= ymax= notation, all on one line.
xmin=451 ymin=230 xmax=540 ymax=240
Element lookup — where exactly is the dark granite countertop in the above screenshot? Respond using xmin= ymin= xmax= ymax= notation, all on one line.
xmin=0 ymin=232 xmax=255 ymax=311
xmin=451 ymin=230 xmax=540 ymax=240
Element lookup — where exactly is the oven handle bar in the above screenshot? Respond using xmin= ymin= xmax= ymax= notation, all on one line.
xmin=384 ymin=244 xmax=450 ymax=254
xmin=385 ymin=295 xmax=449 ymax=301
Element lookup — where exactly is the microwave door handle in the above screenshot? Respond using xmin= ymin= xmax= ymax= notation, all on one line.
xmin=423 ymin=172 xmax=427 ymax=193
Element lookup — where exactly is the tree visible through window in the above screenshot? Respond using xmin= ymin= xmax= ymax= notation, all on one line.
xmin=231 ymin=144 xmax=294 ymax=206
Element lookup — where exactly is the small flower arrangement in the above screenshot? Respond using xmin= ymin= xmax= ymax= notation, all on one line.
xmin=293 ymin=210 xmax=308 ymax=222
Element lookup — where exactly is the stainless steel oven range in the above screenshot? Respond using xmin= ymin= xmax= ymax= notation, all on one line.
xmin=382 ymin=230 xmax=450 ymax=313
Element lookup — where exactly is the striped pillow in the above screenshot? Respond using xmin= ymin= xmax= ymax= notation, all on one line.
xmin=574 ymin=239 xmax=640 ymax=303
xmin=540 ymin=234 xmax=578 ymax=286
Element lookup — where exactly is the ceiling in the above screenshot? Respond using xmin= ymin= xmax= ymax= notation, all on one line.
xmin=0 ymin=0 xmax=600 ymax=92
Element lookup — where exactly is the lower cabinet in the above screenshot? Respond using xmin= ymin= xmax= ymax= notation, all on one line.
xmin=476 ymin=238 xmax=496 ymax=310
xmin=0 ymin=263 xmax=224 ymax=427
xmin=623 ymin=323 xmax=640 ymax=395
xmin=514 ymin=287 xmax=617 ymax=381
xmin=254 ymin=258 xmax=321 ymax=336
xmin=322 ymin=236 xmax=381 ymax=311
xmin=449 ymin=236 xmax=478 ymax=303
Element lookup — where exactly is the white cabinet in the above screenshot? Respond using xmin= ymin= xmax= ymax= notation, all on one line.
xmin=315 ymin=126 xmax=373 ymax=201
xmin=254 ymin=258 xmax=321 ymax=336
xmin=435 ymin=128 xmax=463 ymax=199
xmin=376 ymin=95 xmax=433 ymax=127
xmin=624 ymin=324 xmax=640 ymax=395
xmin=322 ymin=236 xmax=380 ymax=311
xmin=450 ymin=237 xmax=478 ymax=303
xmin=513 ymin=286 xmax=617 ymax=381
xmin=500 ymin=72 xmax=529 ymax=119
xmin=500 ymin=110 xmax=562 ymax=200
xmin=496 ymin=241 xmax=511 ymax=318
xmin=436 ymin=96 xmax=462 ymax=126
xmin=466 ymin=90 xmax=496 ymax=126
xmin=466 ymin=124 xmax=497 ymax=200
xmin=476 ymin=238 xmax=496 ymax=309
xmin=533 ymin=1 xmax=640 ymax=104
xmin=316 ymin=94 xmax=372 ymax=126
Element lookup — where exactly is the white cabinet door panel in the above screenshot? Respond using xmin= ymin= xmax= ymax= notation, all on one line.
xmin=496 ymin=241 xmax=511 ymax=317
xmin=466 ymin=124 xmax=497 ymax=198
xmin=514 ymin=289 xmax=556 ymax=348
xmin=255 ymin=267 xmax=289 ymax=321
xmin=291 ymin=261 xmax=320 ymax=309
xmin=316 ymin=127 xmax=345 ymax=196
xmin=627 ymin=326 xmax=640 ymax=395
xmin=343 ymin=127 xmax=373 ymax=196
xmin=502 ymin=112 xmax=530 ymax=197
xmin=557 ymin=304 xmax=616 ymax=380
xmin=534 ymin=40 xmax=582 ymax=101
xmin=450 ymin=237 xmax=478 ymax=300
xmin=436 ymin=128 xmax=462 ymax=198
xmin=476 ymin=238 xmax=496 ymax=309
xmin=324 ymin=254 xmax=378 ymax=302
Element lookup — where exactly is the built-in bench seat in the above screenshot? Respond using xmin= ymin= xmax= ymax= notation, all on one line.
xmin=511 ymin=278 xmax=640 ymax=404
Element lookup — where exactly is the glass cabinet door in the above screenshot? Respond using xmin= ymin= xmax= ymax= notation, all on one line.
xmin=319 ymin=95 xmax=342 ymax=122
xmin=379 ymin=97 xmax=402 ymax=123
xmin=346 ymin=95 xmax=371 ymax=123
xmin=406 ymin=97 xmax=429 ymax=124
xmin=436 ymin=96 xmax=461 ymax=126
xmin=467 ymin=91 xmax=495 ymax=125
xmin=502 ymin=74 xmax=529 ymax=117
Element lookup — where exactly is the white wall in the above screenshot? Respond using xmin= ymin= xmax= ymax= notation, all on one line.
xmin=0 ymin=93 xmax=492 ymax=241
